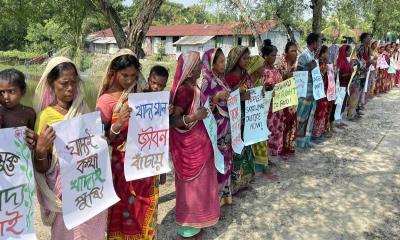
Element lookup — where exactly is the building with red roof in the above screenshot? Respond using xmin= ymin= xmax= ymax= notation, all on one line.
xmin=86 ymin=21 xmax=300 ymax=56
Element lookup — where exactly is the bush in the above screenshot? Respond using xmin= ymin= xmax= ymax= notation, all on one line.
xmin=0 ymin=50 xmax=38 ymax=62
xmin=156 ymin=43 xmax=166 ymax=61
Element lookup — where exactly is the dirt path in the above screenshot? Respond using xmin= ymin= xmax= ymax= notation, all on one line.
xmin=35 ymin=89 xmax=400 ymax=240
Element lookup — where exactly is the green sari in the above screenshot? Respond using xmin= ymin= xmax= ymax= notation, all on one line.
xmin=225 ymin=47 xmax=256 ymax=194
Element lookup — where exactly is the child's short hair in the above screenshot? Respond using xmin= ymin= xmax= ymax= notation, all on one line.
xmin=149 ymin=65 xmax=169 ymax=79
xmin=0 ymin=68 xmax=26 ymax=93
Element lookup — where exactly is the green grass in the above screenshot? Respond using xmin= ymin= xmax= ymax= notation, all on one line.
xmin=4 ymin=56 xmax=177 ymax=111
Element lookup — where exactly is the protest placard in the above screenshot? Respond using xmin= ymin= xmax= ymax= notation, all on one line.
xmin=125 ymin=92 xmax=171 ymax=181
xmin=0 ymin=127 xmax=36 ymax=240
xmin=334 ymin=87 xmax=347 ymax=120
xmin=326 ymin=64 xmax=336 ymax=101
xmin=53 ymin=112 xmax=120 ymax=230
xmin=311 ymin=66 xmax=326 ymax=100
xmin=272 ymin=77 xmax=298 ymax=112
xmin=293 ymin=71 xmax=308 ymax=98
xmin=388 ymin=57 xmax=396 ymax=74
xmin=203 ymin=98 xmax=225 ymax=173
xmin=243 ymin=86 xmax=268 ymax=145
xmin=377 ymin=55 xmax=389 ymax=69
xmin=227 ymin=89 xmax=244 ymax=154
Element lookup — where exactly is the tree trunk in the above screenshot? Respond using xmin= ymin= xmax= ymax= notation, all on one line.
xmin=228 ymin=0 xmax=263 ymax=53
xmin=371 ymin=9 xmax=381 ymax=37
xmin=311 ymin=0 xmax=323 ymax=34
xmin=92 ymin=0 xmax=128 ymax=49
xmin=126 ymin=0 xmax=163 ymax=58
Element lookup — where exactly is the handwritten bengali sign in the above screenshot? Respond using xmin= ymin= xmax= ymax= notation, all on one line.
xmin=243 ymin=87 xmax=269 ymax=146
xmin=126 ymin=91 xmax=171 ymax=181
xmin=272 ymin=77 xmax=298 ymax=112
xmin=227 ymin=89 xmax=244 ymax=154
xmin=376 ymin=55 xmax=389 ymax=69
xmin=293 ymin=71 xmax=308 ymax=98
xmin=326 ymin=64 xmax=336 ymax=101
xmin=203 ymin=99 xmax=224 ymax=173
xmin=53 ymin=112 xmax=119 ymax=230
xmin=311 ymin=66 xmax=326 ymax=100
xmin=0 ymin=127 xmax=36 ymax=240
xmin=334 ymin=87 xmax=347 ymax=120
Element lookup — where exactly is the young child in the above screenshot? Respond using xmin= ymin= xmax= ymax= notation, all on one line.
xmin=147 ymin=65 xmax=171 ymax=185
xmin=0 ymin=68 xmax=36 ymax=148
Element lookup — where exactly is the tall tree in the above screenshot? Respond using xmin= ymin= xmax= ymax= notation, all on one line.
xmin=310 ymin=0 xmax=324 ymax=34
xmin=227 ymin=0 xmax=263 ymax=51
xmin=256 ymin=0 xmax=306 ymax=47
xmin=92 ymin=0 xmax=163 ymax=57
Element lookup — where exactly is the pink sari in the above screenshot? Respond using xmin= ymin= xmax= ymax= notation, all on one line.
xmin=170 ymin=52 xmax=220 ymax=228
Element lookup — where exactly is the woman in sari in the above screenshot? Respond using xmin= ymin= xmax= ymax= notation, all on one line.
xmin=335 ymin=45 xmax=353 ymax=128
xmin=375 ymin=46 xmax=386 ymax=94
xmin=96 ymin=49 xmax=158 ymax=240
xmin=247 ymin=56 xmax=276 ymax=179
xmin=225 ymin=46 xmax=255 ymax=194
xmin=277 ymin=42 xmax=298 ymax=158
xmin=262 ymin=41 xmax=285 ymax=156
xmin=200 ymin=48 xmax=233 ymax=206
xmin=170 ymin=51 xmax=220 ymax=239
xmin=383 ymin=44 xmax=391 ymax=93
xmin=33 ymin=57 xmax=106 ymax=239
xmin=312 ymin=45 xmax=332 ymax=140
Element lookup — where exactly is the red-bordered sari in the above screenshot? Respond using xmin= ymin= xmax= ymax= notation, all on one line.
xmin=96 ymin=49 xmax=158 ymax=240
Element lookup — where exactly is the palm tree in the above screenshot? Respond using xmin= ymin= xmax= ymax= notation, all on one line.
xmin=322 ymin=15 xmax=355 ymax=43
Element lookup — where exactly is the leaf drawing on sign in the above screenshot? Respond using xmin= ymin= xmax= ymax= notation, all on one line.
xmin=14 ymin=133 xmax=34 ymax=229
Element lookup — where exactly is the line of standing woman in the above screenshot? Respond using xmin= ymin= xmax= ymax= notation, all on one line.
xmin=2 ymin=32 xmax=398 ymax=240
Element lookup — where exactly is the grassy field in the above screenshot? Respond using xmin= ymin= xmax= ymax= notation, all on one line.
xmin=0 ymin=55 xmax=177 ymax=110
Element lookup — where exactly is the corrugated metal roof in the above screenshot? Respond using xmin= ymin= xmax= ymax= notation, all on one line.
xmin=88 ymin=21 xmax=277 ymax=38
xmin=92 ymin=37 xmax=117 ymax=44
xmin=174 ymin=36 xmax=214 ymax=46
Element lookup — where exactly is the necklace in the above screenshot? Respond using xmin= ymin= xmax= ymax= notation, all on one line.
xmin=54 ymin=104 xmax=68 ymax=114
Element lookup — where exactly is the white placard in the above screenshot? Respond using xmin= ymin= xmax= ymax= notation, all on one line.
xmin=203 ymin=98 xmax=224 ymax=173
xmin=125 ymin=92 xmax=171 ymax=181
xmin=334 ymin=87 xmax=347 ymax=120
xmin=311 ymin=66 xmax=326 ymax=100
xmin=243 ymin=87 xmax=269 ymax=146
xmin=0 ymin=127 xmax=36 ymax=240
xmin=227 ymin=89 xmax=244 ymax=154
xmin=293 ymin=71 xmax=308 ymax=98
xmin=53 ymin=112 xmax=120 ymax=230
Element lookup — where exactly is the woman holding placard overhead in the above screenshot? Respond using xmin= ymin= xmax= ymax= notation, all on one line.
xmin=200 ymin=48 xmax=233 ymax=206
xmin=170 ymin=51 xmax=220 ymax=239
xmin=277 ymin=41 xmax=298 ymax=159
xmin=96 ymin=49 xmax=160 ymax=240
xmin=33 ymin=57 xmax=105 ymax=239
xmin=225 ymin=46 xmax=256 ymax=194
xmin=262 ymin=41 xmax=285 ymax=158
